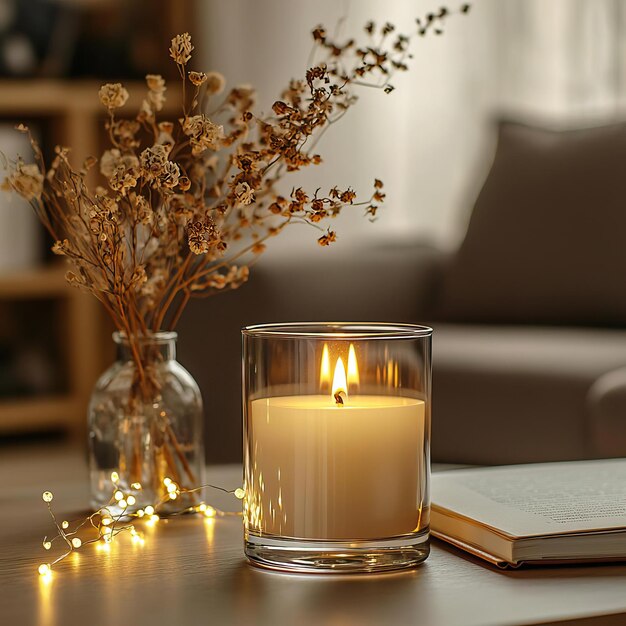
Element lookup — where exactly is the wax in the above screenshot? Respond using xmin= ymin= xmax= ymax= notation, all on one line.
xmin=245 ymin=395 xmax=427 ymax=540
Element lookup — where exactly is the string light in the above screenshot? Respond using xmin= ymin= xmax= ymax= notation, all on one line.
xmin=37 ymin=479 xmax=243 ymax=576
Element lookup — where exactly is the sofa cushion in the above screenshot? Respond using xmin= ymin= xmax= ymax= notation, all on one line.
xmin=439 ymin=121 xmax=626 ymax=326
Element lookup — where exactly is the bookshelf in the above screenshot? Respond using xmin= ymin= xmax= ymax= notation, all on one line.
xmin=0 ymin=78 xmax=183 ymax=438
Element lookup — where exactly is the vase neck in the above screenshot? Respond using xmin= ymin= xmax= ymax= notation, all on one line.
xmin=113 ymin=331 xmax=177 ymax=362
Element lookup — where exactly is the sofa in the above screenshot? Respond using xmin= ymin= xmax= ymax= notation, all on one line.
xmin=179 ymin=120 xmax=626 ymax=465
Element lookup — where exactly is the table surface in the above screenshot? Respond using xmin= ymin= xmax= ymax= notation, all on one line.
xmin=2 ymin=444 xmax=626 ymax=626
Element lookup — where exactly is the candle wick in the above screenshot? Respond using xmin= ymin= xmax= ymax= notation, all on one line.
xmin=334 ymin=391 xmax=345 ymax=406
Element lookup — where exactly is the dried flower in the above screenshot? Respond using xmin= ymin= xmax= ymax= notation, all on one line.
xmin=141 ymin=74 xmax=167 ymax=117
xmin=205 ymin=71 xmax=226 ymax=95
xmin=169 ymin=33 xmax=193 ymax=65
xmin=99 ymin=83 xmax=129 ymax=110
xmin=4 ymin=9 xmax=467 ymax=357
xmin=189 ymin=71 xmax=207 ymax=86
xmin=318 ymin=229 xmax=337 ymax=246
xmin=234 ymin=182 xmax=254 ymax=206
xmin=140 ymin=144 xmax=170 ymax=180
xmin=4 ymin=162 xmax=43 ymax=199
xmin=182 ymin=115 xmax=223 ymax=154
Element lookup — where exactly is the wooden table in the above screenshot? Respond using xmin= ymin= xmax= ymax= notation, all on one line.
xmin=2 ymin=444 xmax=626 ymax=626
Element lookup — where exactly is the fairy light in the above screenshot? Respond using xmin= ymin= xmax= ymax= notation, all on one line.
xmin=37 ymin=475 xmax=246 ymax=575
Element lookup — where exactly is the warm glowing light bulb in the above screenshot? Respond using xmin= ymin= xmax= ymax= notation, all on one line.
xmin=136 ymin=509 xmax=144 ymax=517
xmin=144 ymin=506 xmax=155 ymax=516
xmin=150 ymin=514 xmax=159 ymax=522
xmin=169 ymin=492 xmax=177 ymax=500
xmin=42 ymin=491 xmax=53 ymax=503
xmin=163 ymin=477 xmax=172 ymax=486
xmin=204 ymin=506 xmax=216 ymax=518
xmin=71 ymin=538 xmax=82 ymax=548
xmin=43 ymin=541 xmax=51 ymax=550
xmin=38 ymin=563 xmax=51 ymax=576
xmin=166 ymin=483 xmax=177 ymax=493
xmin=126 ymin=495 xmax=136 ymax=506
xmin=110 ymin=471 xmax=119 ymax=483
xmin=102 ymin=526 xmax=112 ymax=535
xmin=114 ymin=490 xmax=124 ymax=501
xmin=347 ymin=343 xmax=360 ymax=388
xmin=131 ymin=482 xmax=142 ymax=490
xmin=61 ymin=521 xmax=69 ymax=530
xmin=332 ymin=357 xmax=347 ymax=402
xmin=320 ymin=343 xmax=331 ymax=388
xmin=101 ymin=516 xmax=112 ymax=526
xmin=234 ymin=488 xmax=245 ymax=500
xmin=198 ymin=503 xmax=207 ymax=512
xmin=119 ymin=499 xmax=127 ymax=508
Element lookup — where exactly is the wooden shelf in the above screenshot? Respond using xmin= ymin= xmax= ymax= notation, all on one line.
xmin=0 ymin=78 xmax=183 ymax=116
xmin=0 ymin=395 xmax=80 ymax=432
xmin=0 ymin=265 xmax=69 ymax=299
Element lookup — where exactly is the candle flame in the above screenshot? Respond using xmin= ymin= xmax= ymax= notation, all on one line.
xmin=332 ymin=357 xmax=348 ymax=403
xmin=320 ymin=343 xmax=331 ymax=388
xmin=347 ymin=344 xmax=360 ymax=388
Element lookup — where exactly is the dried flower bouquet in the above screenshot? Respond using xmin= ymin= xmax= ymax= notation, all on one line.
xmin=4 ymin=6 xmax=467 ymax=511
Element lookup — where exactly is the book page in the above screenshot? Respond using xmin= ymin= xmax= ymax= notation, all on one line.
xmin=432 ymin=459 xmax=626 ymax=538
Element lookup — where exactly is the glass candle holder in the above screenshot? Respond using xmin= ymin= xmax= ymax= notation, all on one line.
xmin=242 ymin=322 xmax=432 ymax=573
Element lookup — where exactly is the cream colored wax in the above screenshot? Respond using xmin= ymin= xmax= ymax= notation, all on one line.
xmin=246 ymin=395 xmax=426 ymax=540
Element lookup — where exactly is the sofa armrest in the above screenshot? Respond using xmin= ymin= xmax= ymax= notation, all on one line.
xmin=587 ymin=366 xmax=626 ymax=457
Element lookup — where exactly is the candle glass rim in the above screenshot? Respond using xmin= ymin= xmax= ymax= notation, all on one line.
xmin=241 ymin=322 xmax=433 ymax=340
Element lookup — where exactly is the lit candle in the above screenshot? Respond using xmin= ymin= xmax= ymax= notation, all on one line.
xmin=246 ymin=344 xmax=426 ymax=540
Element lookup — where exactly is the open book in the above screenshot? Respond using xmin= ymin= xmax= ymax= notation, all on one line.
xmin=431 ymin=459 xmax=626 ymax=568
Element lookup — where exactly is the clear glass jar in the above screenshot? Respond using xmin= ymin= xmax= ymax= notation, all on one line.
xmin=88 ymin=332 xmax=204 ymax=515
xmin=242 ymin=322 xmax=432 ymax=574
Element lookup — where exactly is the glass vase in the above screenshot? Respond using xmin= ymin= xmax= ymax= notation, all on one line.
xmin=88 ymin=331 xmax=204 ymax=515
xmin=242 ymin=322 xmax=432 ymax=574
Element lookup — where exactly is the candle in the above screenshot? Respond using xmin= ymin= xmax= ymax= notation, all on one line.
xmin=245 ymin=348 xmax=427 ymax=540
xmin=242 ymin=322 xmax=432 ymax=573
